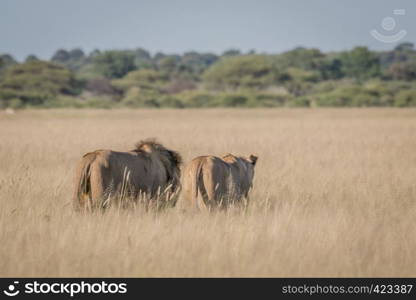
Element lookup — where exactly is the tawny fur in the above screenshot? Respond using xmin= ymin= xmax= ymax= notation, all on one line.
xmin=178 ymin=154 xmax=258 ymax=211
xmin=73 ymin=139 xmax=182 ymax=211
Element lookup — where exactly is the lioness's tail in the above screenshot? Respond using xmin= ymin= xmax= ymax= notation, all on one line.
xmin=73 ymin=152 xmax=97 ymax=211
xmin=181 ymin=158 xmax=207 ymax=211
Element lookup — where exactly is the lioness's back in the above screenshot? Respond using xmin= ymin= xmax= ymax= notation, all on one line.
xmin=179 ymin=153 xmax=257 ymax=211
xmin=180 ymin=156 xmax=231 ymax=210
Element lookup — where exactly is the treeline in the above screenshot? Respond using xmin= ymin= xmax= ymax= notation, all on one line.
xmin=1 ymin=43 xmax=416 ymax=109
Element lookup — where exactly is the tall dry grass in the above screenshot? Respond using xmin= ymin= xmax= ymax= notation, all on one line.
xmin=0 ymin=108 xmax=415 ymax=277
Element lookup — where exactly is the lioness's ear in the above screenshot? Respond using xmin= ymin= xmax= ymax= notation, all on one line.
xmin=249 ymin=154 xmax=258 ymax=166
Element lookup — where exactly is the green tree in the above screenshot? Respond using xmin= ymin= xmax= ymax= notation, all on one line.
xmin=203 ymin=55 xmax=277 ymax=90
xmin=283 ymin=67 xmax=319 ymax=96
xmin=51 ymin=48 xmax=87 ymax=71
xmin=133 ymin=48 xmax=152 ymax=68
xmin=319 ymin=58 xmax=343 ymax=80
xmin=222 ymin=49 xmax=241 ymax=57
xmin=92 ymin=51 xmax=136 ymax=78
xmin=379 ymin=42 xmax=416 ymax=70
xmin=394 ymin=42 xmax=414 ymax=52
xmin=339 ymin=47 xmax=380 ymax=81
xmin=158 ymin=56 xmax=178 ymax=74
xmin=0 ymin=54 xmax=17 ymax=71
xmin=51 ymin=49 xmax=70 ymax=63
xmin=69 ymin=48 xmax=85 ymax=60
xmin=112 ymin=69 xmax=169 ymax=92
xmin=272 ymin=47 xmax=325 ymax=71
xmin=0 ymin=61 xmax=78 ymax=106
xmin=394 ymin=90 xmax=416 ymax=107
xmin=385 ymin=61 xmax=416 ymax=81
xmin=178 ymin=52 xmax=218 ymax=78
xmin=25 ymin=55 xmax=39 ymax=62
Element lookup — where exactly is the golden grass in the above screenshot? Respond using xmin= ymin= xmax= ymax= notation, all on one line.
xmin=0 ymin=108 xmax=415 ymax=277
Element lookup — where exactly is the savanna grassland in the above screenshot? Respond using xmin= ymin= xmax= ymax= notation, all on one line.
xmin=0 ymin=108 xmax=415 ymax=277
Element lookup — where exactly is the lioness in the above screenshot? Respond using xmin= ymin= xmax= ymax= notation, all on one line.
xmin=179 ymin=154 xmax=258 ymax=210
xmin=73 ymin=139 xmax=182 ymax=210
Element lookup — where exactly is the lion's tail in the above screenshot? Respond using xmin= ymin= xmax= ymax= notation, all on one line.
xmin=73 ymin=152 xmax=97 ymax=211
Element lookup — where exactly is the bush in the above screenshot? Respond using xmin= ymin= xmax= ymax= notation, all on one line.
xmin=339 ymin=47 xmax=380 ymax=81
xmin=0 ymin=61 xmax=79 ymax=105
xmin=85 ymin=78 xmax=119 ymax=96
xmin=178 ymin=91 xmax=216 ymax=107
xmin=313 ymin=87 xmax=360 ymax=107
xmin=112 ymin=69 xmax=168 ymax=92
xmin=350 ymin=93 xmax=378 ymax=107
xmin=394 ymin=90 xmax=416 ymax=107
xmin=42 ymin=96 xmax=85 ymax=108
xmin=158 ymin=96 xmax=185 ymax=108
xmin=385 ymin=62 xmax=416 ymax=81
xmin=2 ymin=48 xmax=416 ymax=109
xmin=218 ymin=94 xmax=248 ymax=107
xmin=92 ymin=51 xmax=136 ymax=79
xmin=120 ymin=87 xmax=160 ymax=108
xmin=309 ymin=82 xmax=398 ymax=107
xmin=8 ymin=98 xmax=24 ymax=109
xmin=289 ymin=96 xmax=311 ymax=107
xmin=249 ymin=93 xmax=291 ymax=107
xmin=84 ymin=97 xmax=115 ymax=109
xmin=203 ymin=55 xmax=277 ymax=90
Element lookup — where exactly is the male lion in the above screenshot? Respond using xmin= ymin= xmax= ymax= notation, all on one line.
xmin=178 ymin=154 xmax=258 ymax=211
xmin=73 ymin=139 xmax=182 ymax=211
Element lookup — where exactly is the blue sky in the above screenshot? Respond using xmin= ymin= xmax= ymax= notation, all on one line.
xmin=1 ymin=0 xmax=415 ymax=61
